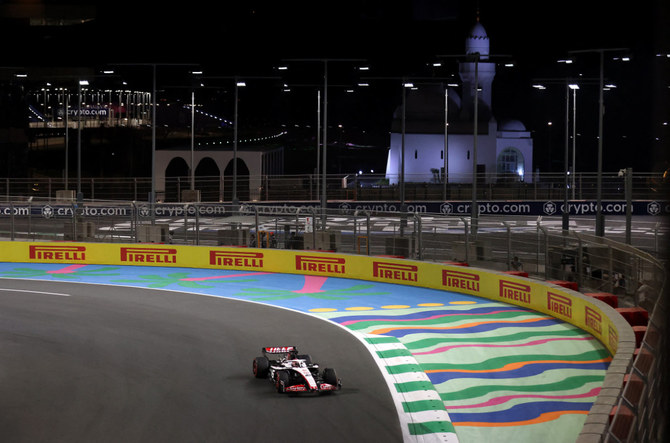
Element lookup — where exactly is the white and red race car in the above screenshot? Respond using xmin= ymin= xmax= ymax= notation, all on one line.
xmin=252 ymin=346 xmax=341 ymax=394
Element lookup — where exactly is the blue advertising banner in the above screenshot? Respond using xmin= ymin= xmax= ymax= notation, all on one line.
xmin=331 ymin=200 xmax=670 ymax=216
xmin=1 ymin=200 xmax=668 ymax=218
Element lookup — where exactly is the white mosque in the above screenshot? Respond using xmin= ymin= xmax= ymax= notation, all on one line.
xmin=385 ymin=20 xmax=534 ymax=184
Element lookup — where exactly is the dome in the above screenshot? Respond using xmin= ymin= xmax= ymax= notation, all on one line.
xmin=499 ymin=119 xmax=526 ymax=131
xmin=466 ymin=21 xmax=489 ymax=60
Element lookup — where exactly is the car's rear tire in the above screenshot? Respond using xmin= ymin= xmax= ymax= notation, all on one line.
xmin=276 ymin=371 xmax=289 ymax=393
xmin=253 ymin=356 xmax=269 ymax=378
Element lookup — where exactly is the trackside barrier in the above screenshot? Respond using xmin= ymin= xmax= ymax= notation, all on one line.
xmin=0 ymin=241 xmax=640 ymax=442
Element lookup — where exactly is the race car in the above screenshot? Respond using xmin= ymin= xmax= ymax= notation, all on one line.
xmin=252 ymin=346 xmax=341 ymax=394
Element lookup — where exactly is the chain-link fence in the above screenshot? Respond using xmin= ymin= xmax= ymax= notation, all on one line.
xmin=0 ymin=199 xmax=667 ymax=442
xmin=1 ymin=171 xmax=668 ymax=202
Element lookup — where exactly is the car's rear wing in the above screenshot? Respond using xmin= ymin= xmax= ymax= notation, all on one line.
xmin=262 ymin=346 xmax=297 ymax=355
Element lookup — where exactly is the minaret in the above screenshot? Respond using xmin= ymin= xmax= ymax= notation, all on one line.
xmin=458 ymin=16 xmax=496 ymax=121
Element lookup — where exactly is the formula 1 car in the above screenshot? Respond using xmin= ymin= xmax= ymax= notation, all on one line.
xmin=252 ymin=346 xmax=341 ymax=394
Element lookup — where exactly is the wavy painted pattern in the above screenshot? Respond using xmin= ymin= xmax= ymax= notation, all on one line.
xmin=0 ymin=263 xmax=610 ymax=443
xmin=325 ymin=302 xmax=610 ymax=443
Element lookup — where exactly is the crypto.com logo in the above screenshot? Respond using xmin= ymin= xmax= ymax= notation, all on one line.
xmin=647 ymin=201 xmax=661 ymax=216
xmin=440 ymin=202 xmax=454 ymax=214
xmin=41 ymin=205 xmax=54 ymax=219
xmin=543 ymin=201 xmax=557 ymax=215
xmin=339 ymin=203 xmax=352 ymax=213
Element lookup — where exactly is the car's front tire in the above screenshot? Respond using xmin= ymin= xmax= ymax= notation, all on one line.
xmin=323 ymin=368 xmax=339 ymax=387
xmin=276 ymin=371 xmax=289 ymax=393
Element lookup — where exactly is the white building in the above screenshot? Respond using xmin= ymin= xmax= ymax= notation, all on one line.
xmin=385 ymin=20 xmax=534 ymax=184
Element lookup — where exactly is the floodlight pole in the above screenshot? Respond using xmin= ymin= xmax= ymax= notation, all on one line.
xmin=569 ymin=47 xmax=628 ymax=237
xmin=400 ymin=82 xmax=406 ymax=205
xmin=316 ymin=90 xmax=321 ymax=201
xmin=233 ymin=79 xmax=240 ymax=204
xmin=572 ymin=85 xmax=577 ymax=199
xmin=443 ymin=87 xmax=448 ymax=201
xmin=321 ymin=61 xmax=328 ymax=223
xmin=563 ymin=84 xmax=569 ymax=232
xmin=77 ymin=80 xmax=83 ymax=197
xmin=596 ymin=51 xmax=604 ymax=236
xmin=471 ymin=53 xmax=479 ymax=237
xmin=190 ymin=89 xmax=195 ymax=190
xmin=64 ymin=91 xmax=69 ymax=190
xmin=281 ymin=58 xmax=366 ymax=222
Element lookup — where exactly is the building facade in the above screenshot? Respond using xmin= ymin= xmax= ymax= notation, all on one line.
xmin=385 ymin=20 xmax=534 ymax=184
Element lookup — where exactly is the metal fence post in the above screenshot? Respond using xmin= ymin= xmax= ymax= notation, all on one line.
xmin=503 ymin=221 xmax=511 ymax=270
xmin=71 ymin=202 xmax=77 ymax=241
xmin=535 ymin=216 xmax=542 ymax=275
xmin=10 ymin=201 xmax=15 ymax=241
xmin=184 ymin=204 xmax=190 ymax=244
xmin=195 ymin=204 xmax=200 ymax=245
xmin=576 ymin=235 xmax=583 ymax=289
xmin=254 ymin=206 xmax=260 ymax=248
xmin=460 ymin=217 xmax=469 ymax=264
xmin=131 ymin=202 xmax=137 ymax=243
xmin=414 ymin=213 xmax=422 ymax=261
xmin=366 ymin=211 xmax=370 ymax=256
xmin=608 ymin=246 xmax=614 ymax=293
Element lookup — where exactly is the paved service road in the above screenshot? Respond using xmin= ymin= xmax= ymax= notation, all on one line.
xmin=0 ymin=280 xmax=403 ymax=443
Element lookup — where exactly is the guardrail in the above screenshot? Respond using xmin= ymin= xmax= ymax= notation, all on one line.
xmin=0 ymin=200 xmax=666 ymax=442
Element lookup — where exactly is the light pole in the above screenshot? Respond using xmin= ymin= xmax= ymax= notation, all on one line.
xmin=569 ymin=84 xmax=579 ymax=200
xmin=400 ymin=81 xmax=410 ymax=204
xmin=151 ymin=65 xmax=156 ymax=208
xmin=533 ymin=77 xmax=596 ymax=232
xmin=322 ymin=61 xmax=328 ymax=219
xmin=563 ymin=83 xmax=569 ymax=232
xmin=471 ymin=52 xmax=480 ymax=236
xmin=569 ymin=48 xmax=628 ymax=236
xmin=443 ymin=86 xmax=448 ymax=201
xmin=77 ymin=79 xmax=88 ymax=199
xmin=233 ymin=79 xmax=245 ymax=205
xmin=64 ymin=89 xmax=69 ymax=191
xmin=281 ymin=58 xmax=366 ymax=222
xmin=190 ymin=89 xmax=195 ymax=191
xmin=316 ymin=90 xmax=321 ymax=201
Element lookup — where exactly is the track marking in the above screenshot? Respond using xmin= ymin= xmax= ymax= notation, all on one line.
xmin=0 ymin=288 xmax=70 ymax=297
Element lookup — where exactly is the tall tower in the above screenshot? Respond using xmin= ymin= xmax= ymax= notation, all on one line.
xmin=458 ymin=18 xmax=496 ymax=121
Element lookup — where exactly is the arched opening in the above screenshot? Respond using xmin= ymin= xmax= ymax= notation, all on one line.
xmin=165 ymin=157 xmax=190 ymax=202
xmin=223 ymin=158 xmax=250 ymax=202
xmin=497 ymin=147 xmax=525 ymax=182
xmin=194 ymin=157 xmax=221 ymax=201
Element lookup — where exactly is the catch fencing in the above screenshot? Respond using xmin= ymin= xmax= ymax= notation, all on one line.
xmin=1 ymin=171 xmax=668 ymax=203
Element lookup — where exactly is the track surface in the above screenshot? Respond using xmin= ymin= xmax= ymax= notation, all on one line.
xmin=0 ymin=279 xmax=403 ymax=443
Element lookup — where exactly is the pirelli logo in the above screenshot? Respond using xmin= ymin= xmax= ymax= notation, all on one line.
xmin=210 ymin=250 xmax=264 ymax=268
xmin=499 ymin=280 xmax=532 ymax=304
xmin=585 ymin=306 xmax=602 ymax=334
xmin=29 ymin=245 xmax=86 ymax=261
xmin=441 ymin=269 xmax=480 ymax=292
xmin=373 ymin=261 xmax=418 ymax=282
xmin=547 ymin=292 xmax=572 ymax=319
xmin=120 ymin=247 xmax=177 ymax=264
xmin=295 ymin=255 xmax=345 ymax=274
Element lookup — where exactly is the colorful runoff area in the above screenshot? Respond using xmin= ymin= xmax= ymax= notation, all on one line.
xmin=0 ymin=242 xmax=622 ymax=443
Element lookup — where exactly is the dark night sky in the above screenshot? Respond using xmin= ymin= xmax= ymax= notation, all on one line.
xmin=2 ymin=0 xmax=669 ymax=173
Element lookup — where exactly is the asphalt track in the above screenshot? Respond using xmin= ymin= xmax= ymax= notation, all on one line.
xmin=0 ymin=279 xmax=403 ymax=443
